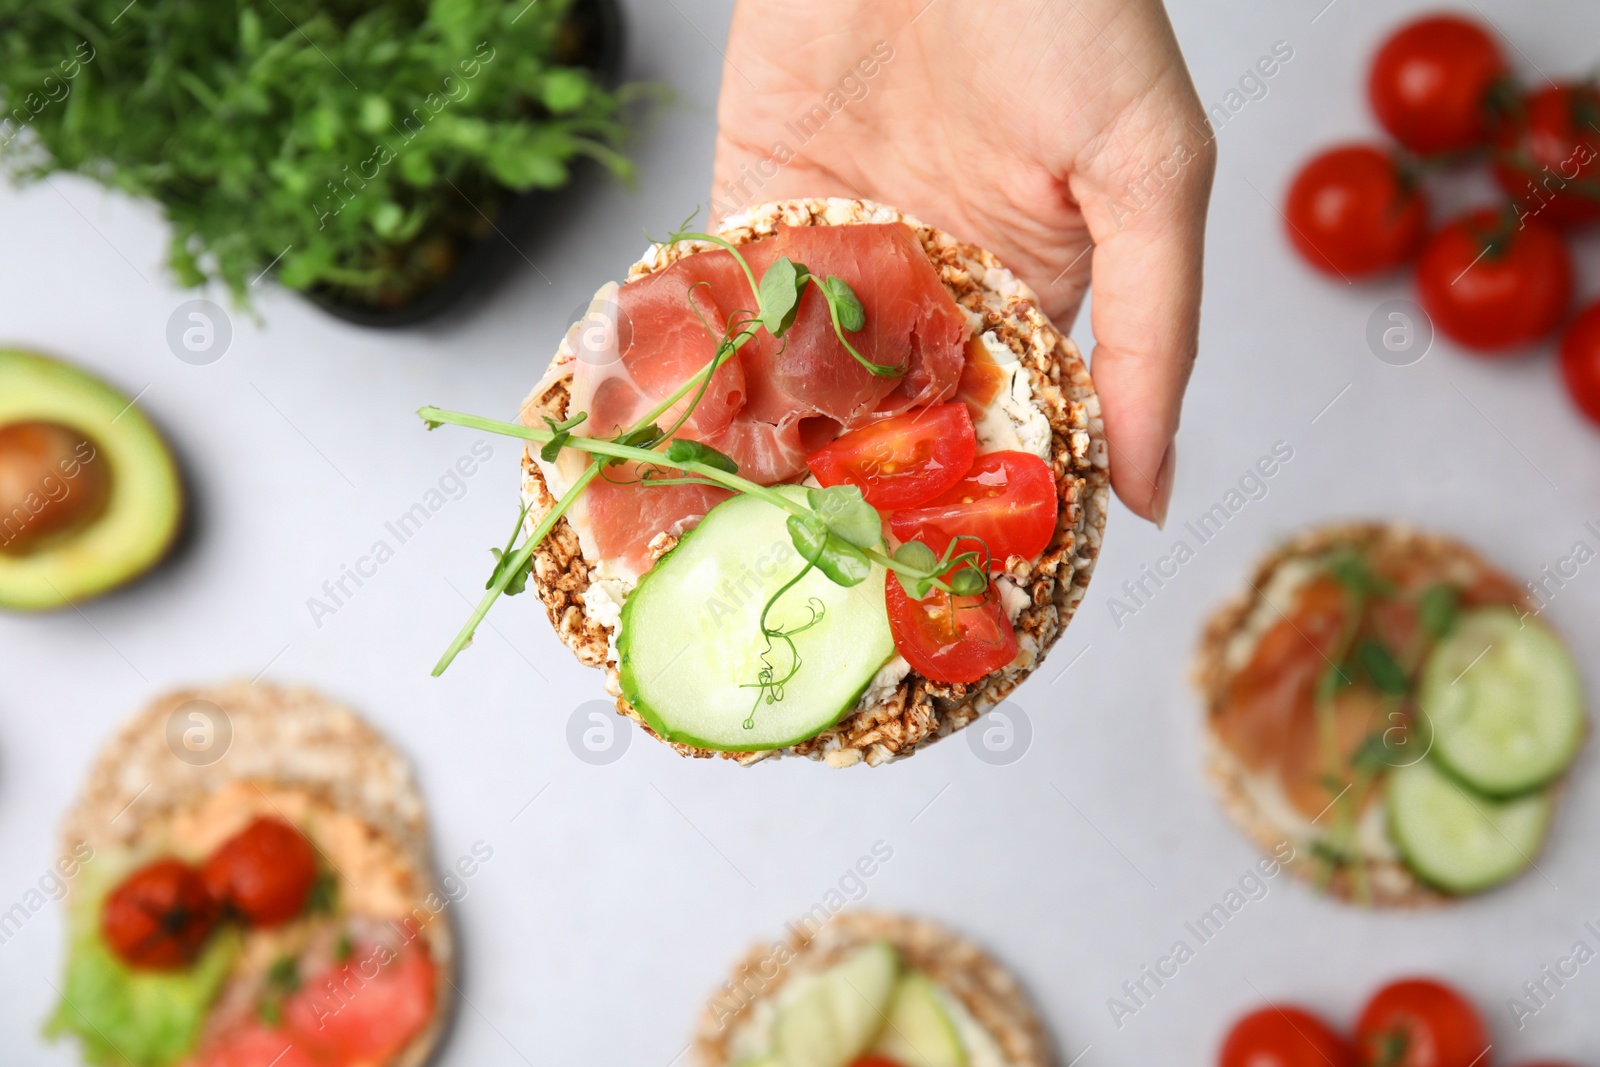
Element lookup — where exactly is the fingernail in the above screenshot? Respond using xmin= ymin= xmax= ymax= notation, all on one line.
xmin=1151 ymin=441 xmax=1177 ymax=531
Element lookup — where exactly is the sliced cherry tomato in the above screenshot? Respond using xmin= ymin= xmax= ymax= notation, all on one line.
xmin=1220 ymin=1005 xmax=1358 ymax=1067
xmin=1559 ymin=301 xmax=1600 ymax=426
xmin=1494 ymin=84 xmax=1600 ymax=228
xmin=100 ymin=858 xmax=220 ymax=970
xmin=191 ymin=1024 xmax=321 ymax=1067
xmin=1355 ymin=979 xmax=1488 ymax=1067
xmin=1285 ymin=145 xmax=1429 ymax=277
xmin=1368 ymin=15 xmax=1507 ymax=155
xmin=201 ymin=817 xmax=318 ymax=927
xmin=885 ymin=571 xmax=1018 ymax=684
xmin=889 ymin=451 xmax=1057 ymax=565
xmin=1415 ymin=209 xmax=1572 ymax=353
xmin=281 ymin=942 xmax=438 ymax=1064
xmin=807 ymin=403 xmax=976 ymax=510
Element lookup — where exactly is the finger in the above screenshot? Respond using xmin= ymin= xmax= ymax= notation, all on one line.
xmin=1074 ymin=112 xmax=1216 ymax=527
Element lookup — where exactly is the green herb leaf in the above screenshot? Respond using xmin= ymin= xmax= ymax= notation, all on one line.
xmin=786 ymin=515 xmax=870 ymax=587
xmin=665 ymin=438 xmax=738 ymax=473
xmin=540 ymin=411 xmax=588 ymax=462
xmin=948 ymin=568 xmax=987 ymax=596
xmin=1418 ymin=583 xmax=1460 ymax=639
xmin=1328 ymin=551 xmax=1396 ymax=598
xmin=334 ymin=934 xmax=353 ymax=962
xmin=806 ymin=485 xmax=881 ymax=549
xmin=822 ymin=275 xmax=866 ymax=332
xmin=266 ymin=956 xmax=300 ymax=994
xmin=758 ymin=257 xmax=811 ymax=337
xmin=892 ymin=541 xmax=939 ymax=598
xmin=487 ymin=503 xmax=534 ymax=597
xmin=1359 ymin=640 xmax=1409 ymax=695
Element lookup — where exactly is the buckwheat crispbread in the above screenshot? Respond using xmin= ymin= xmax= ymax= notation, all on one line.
xmin=60 ymin=682 xmax=453 ymax=1067
xmin=1193 ymin=523 xmax=1556 ymax=908
xmin=518 ymin=198 xmax=1109 ymax=766
xmin=694 ymin=911 xmax=1055 ymax=1067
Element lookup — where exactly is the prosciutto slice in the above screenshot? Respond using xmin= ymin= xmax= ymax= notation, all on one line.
xmin=552 ymin=222 xmax=969 ymax=581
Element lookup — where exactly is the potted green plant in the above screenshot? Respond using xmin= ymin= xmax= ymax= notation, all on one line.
xmin=0 ymin=0 xmax=633 ymax=325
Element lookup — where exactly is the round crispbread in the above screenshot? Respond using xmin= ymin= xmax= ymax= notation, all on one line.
xmin=518 ymin=197 xmax=1109 ymax=766
xmin=1193 ymin=522 xmax=1571 ymax=908
xmin=60 ymin=682 xmax=453 ymax=1067
xmin=694 ymin=911 xmax=1054 ymax=1067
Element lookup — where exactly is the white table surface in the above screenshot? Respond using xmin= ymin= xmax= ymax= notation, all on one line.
xmin=3 ymin=0 xmax=1599 ymax=1062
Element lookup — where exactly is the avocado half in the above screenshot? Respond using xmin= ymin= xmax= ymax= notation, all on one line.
xmin=0 ymin=349 xmax=183 ymax=610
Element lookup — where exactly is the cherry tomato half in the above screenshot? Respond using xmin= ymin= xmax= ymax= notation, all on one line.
xmin=884 ymin=572 xmax=1018 ymax=684
xmin=889 ymin=451 xmax=1057 ymax=566
xmin=1285 ymin=145 xmax=1429 ymax=277
xmin=1494 ymin=84 xmax=1600 ymax=228
xmin=1355 ymin=978 xmax=1488 ymax=1067
xmin=1415 ymin=210 xmax=1572 ymax=353
xmin=1559 ymin=301 xmax=1600 ymax=426
xmin=1220 ymin=1005 xmax=1358 ymax=1067
xmin=282 ymin=942 xmax=438 ymax=1064
xmin=101 ymin=858 xmax=220 ymax=970
xmin=1369 ymin=14 xmax=1507 ymax=155
xmin=807 ymin=403 xmax=976 ymax=510
xmin=201 ymin=817 xmax=319 ymax=927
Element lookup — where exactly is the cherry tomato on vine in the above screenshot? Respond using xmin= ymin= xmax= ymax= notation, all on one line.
xmin=1559 ymin=301 xmax=1600 ymax=427
xmin=1355 ymin=979 xmax=1488 ymax=1067
xmin=1494 ymin=83 xmax=1600 ymax=228
xmin=1285 ymin=145 xmax=1429 ymax=277
xmin=885 ymin=571 xmax=1018 ymax=684
xmin=807 ymin=403 xmax=976 ymax=510
xmin=101 ymin=858 xmax=220 ymax=970
xmin=889 ymin=451 xmax=1057 ymax=566
xmin=1415 ymin=209 xmax=1572 ymax=353
xmin=201 ymin=817 xmax=319 ymax=927
xmin=1369 ymin=15 xmax=1508 ymax=155
xmin=1220 ymin=1006 xmax=1358 ymax=1067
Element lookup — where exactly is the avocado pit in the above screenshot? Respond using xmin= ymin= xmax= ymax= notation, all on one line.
xmin=0 ymin=419 xmax=111 ymax=555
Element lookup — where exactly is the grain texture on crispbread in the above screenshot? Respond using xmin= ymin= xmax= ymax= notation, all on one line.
xmin=1193 ymin=523 xmax=1559 ymax=908
xmin=60 ymin=682 xmax=452 ymax=1067
xmin=518 ymin=198 xmax=1109 ymax=766
xmin=694 ymin=911 xmax=1054 ymax=1067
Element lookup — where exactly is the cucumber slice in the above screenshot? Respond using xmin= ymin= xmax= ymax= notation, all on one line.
xmin=1387 ymin=758 xmax=1552 ymax=894
xmin=1420 ymin=607 xmax=1585 ymax=795
xmin=773 ymin=943 xmax=900 ymax=1067
xmin=870 ymin=972 xmax=967 ymax=1067
xmin=618 ymin=487 xmax=895 ymax=750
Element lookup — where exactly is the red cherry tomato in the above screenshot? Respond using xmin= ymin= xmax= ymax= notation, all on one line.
xmin=807 ymin=403 xmax=976 ymax=510
xmin=191 ymin=1024 xmax=322 ymax=1067
xmin=1494 ymin=84 xmax=1600 ymax=228
xmin=884 ymin=571 xmax=1018 ymax=684
xmin=1355 ymin=978 xmax=1488 ymax=1067
xmin=1369 ymin=15 xmax=1507 ymax=155
xmin=282 ymin=942 xmax=438 ymax=1064
xmin=100 ymin=858 xmax=220 ymax=970
xmin=1285 ymin=145 xmax=1429 ymax=277
xmin=888 ymin=451 xmax=1057 ymax=566
xmin=1415 ymin=209 xmax=1572 ymax=353
xmin=1220 ymin=1006 xmax=1358 ymax=1067
xmin=1559 ymin=301 xmax=1600 ymax=426
xmin=201 ymin=817 xmax=319 ymax=927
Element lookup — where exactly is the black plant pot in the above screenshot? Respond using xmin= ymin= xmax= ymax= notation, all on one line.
xmin=304 ymin=0 xmax=626 ymax=328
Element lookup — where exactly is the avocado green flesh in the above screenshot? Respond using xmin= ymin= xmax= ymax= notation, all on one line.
xmin=46 ymin=860 xmax=239 ymax=1067
xmin=0 ymin=349 xmax=183 ymax=610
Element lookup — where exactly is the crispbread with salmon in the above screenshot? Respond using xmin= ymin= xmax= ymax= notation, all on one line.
xmin=518 ymin=198 xmax=1109 ymax=766
xmin=52 ymin=683 xmax=453 ymax=1067
xmin=1194 ymin=524 xmax=1584 ymax=907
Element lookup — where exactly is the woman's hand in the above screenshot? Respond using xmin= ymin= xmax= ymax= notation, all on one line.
xmin=713 ymin=0 xmax=1216 ymax=526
